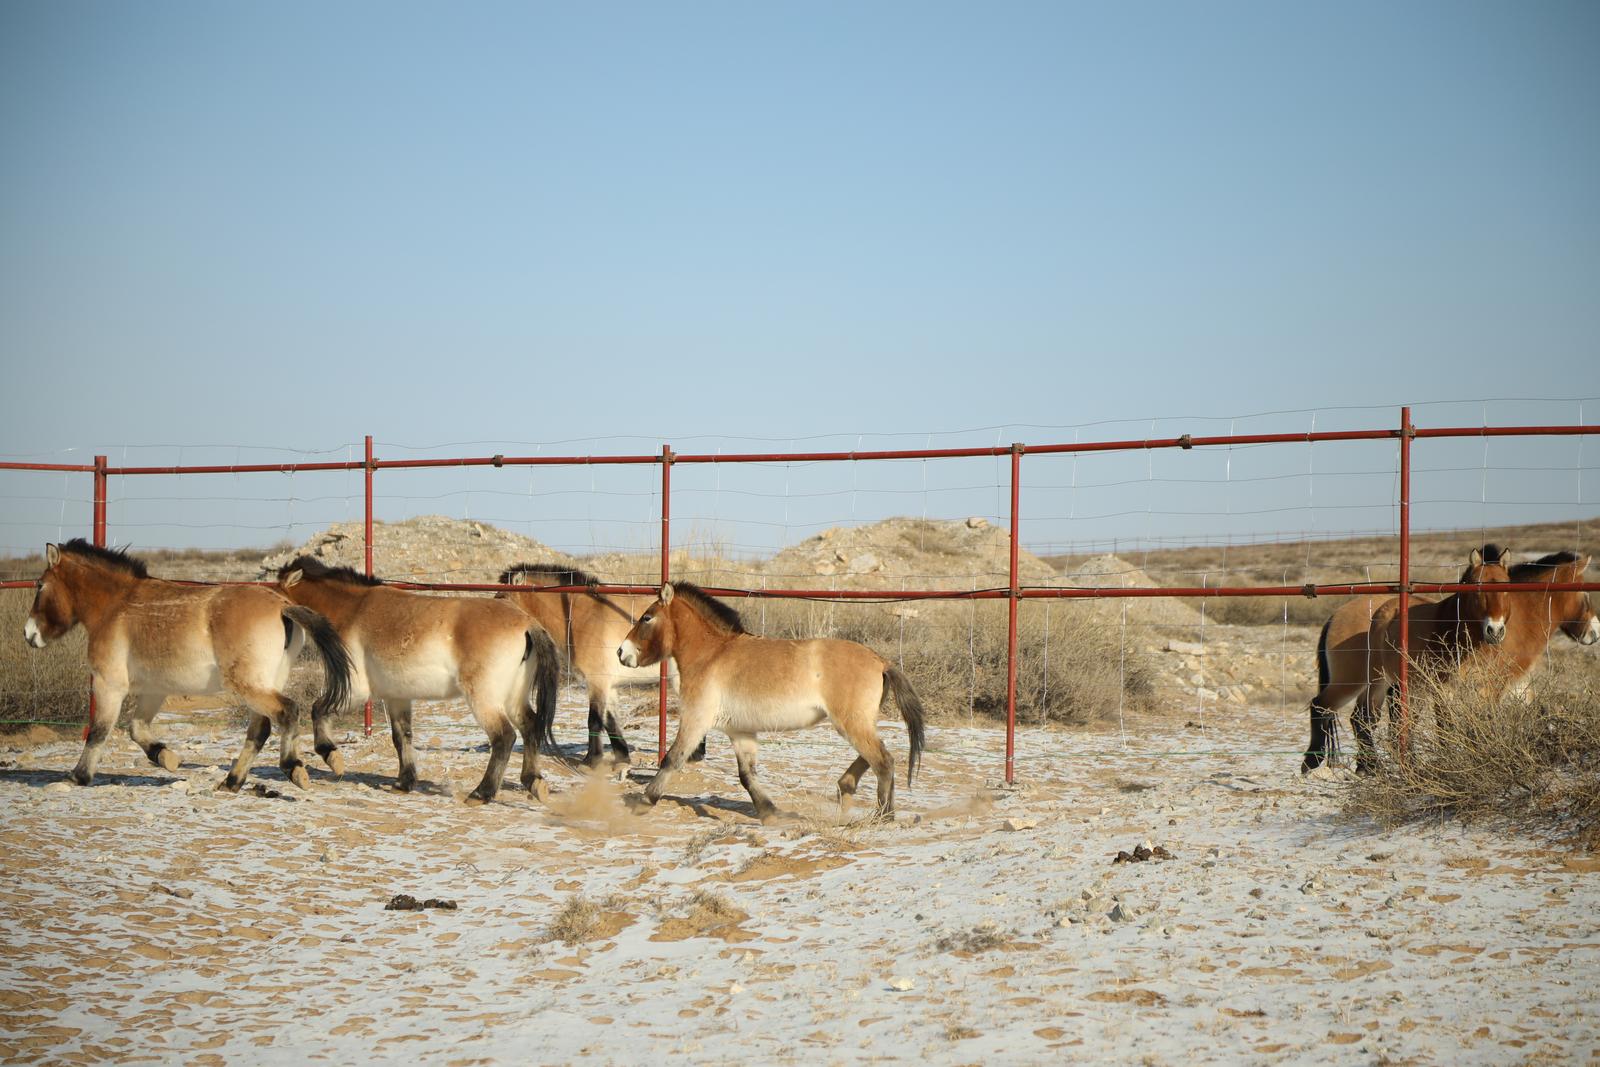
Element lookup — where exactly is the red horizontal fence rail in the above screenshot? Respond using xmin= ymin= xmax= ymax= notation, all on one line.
xmin=4 ymin=410 xmax=1597 ymax=783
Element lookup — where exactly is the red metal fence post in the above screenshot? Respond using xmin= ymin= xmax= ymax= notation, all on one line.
xmin=1397 ymin=407 xmax=1413 ymax=762
xmin=659 ymin=444 xmax=673 ymax=765
xmin=83 ymin=456 xmax=107 ymax=739
xmin=363 ymin=434 xmax=374 ymax=737
xmin=1005 ymin=444 xmax=1023 ymax=786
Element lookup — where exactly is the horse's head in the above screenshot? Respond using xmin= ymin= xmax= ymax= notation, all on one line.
xmin=25 ymin=543 xmax=77 ymax=648
xmin=1554 ymin=556 xmax=1598 ymax=646
xmin=1463 ymin=544 xmax=1513 ymax=646
xmin=617 ymin=583 xmax=674 ymax=669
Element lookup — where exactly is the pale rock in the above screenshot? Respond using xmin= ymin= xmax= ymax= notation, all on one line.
xmin=888 ymin=976 xmax=915 ymax=992
xmin=1002 ymin=817 xmax=1039 ymax=832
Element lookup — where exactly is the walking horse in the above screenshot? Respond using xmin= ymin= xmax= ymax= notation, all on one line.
xmin=276 ymin=557 xmax=559 ymax=803
xmin=23 ymin=540 xmax=352 ymax=790
xmin=497 ymin=563 xmax=687 ymax=767
xmin=617 ymin=582 xmax=927 ymax=821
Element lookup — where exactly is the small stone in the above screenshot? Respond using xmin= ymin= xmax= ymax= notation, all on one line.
xmin=966 ymin=516 xmax=988 ymax=529
xmin=44 ymin=781 xmax=72 ymax=793
xmin=167 ymin=779 xmax=190 ymax=792
xmin=1002 ymin=818 xmax=1039 ymax=832
xmin=1249 ymin=887 xmax=1265 ymax=899
xmin=888 ymin=976 xmax=915 ymax=992
xmin=1108 ymin=902 xmax=1134 ymax=923
xmin=1058 ymin=915 xmax=1077 ymax=927
xmin=1166 ymin=640 xmax=1205 ymax=655
xmin=727 ymin=982 xmax=744 ymax=995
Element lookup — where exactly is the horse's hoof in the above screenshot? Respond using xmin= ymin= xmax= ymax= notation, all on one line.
xmin=156 ymin=748 xmax=181 ymax=772
xmin=530 ymin=778 xmax=550 ymax=803
xmin=326 ymin=750 xmax=346 ymax=777
xmin=464 ymin=790 xmax=493 ymax=806
xmin=216 ymin=776 xmax=242 ymax=793
xmin=289 ymin=766 xmax=311 ymax=790
xmin=69 ymin=771 xmax=92 ymax=787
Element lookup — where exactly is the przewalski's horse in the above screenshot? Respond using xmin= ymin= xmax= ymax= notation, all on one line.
xmin=496 ymin=563 xmax=684 ymax=766
xmin=617 ymin=582 xmax=926 ymax=821
xmin=24 ymin=539 xmax=352 ymax=791
xmin=276 ymin=557 xmax=559 ymax=803
xmin=1479 ymin=551 xmax=1598 ymax=698
xmin=1347 ymin=545 xmax=1514 ymax=772
xmin=1300 ymin=593 xmax=1436 ymax=773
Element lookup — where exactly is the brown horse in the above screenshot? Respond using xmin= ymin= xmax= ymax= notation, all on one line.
xmin=1300 ymin=593 xmax=1435 ymax=773
xmin=496 ymin=563 xmax=685 ymax=766
xmin=617 ymin=582 xmax=926 ymax=821
xmin=1299 ymin=547 xmax=1510 ymax=771
xmin=1351 ymin=545 xmax=1514 ymax=771
xmin=1478 ymin=551 xmax=1597 ymax=698
xmin=1303 ymin=545 xmax=1596 ymax=772
xmin=24 ymin=539 xmax=352 ymax=790
xmin=275 ymin=557 xmax=559 ymax=803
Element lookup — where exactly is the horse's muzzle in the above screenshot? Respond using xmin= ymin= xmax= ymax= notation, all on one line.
xmin=1482 ymin=619 xmax=1507 ymax=645
xmin=23 ymin=618 xmax=45 ymax=649
xmin=618 ymin=640 xmax=638 ymax=668
xmin=1580 ymin=618 xmax=1600 ymax=646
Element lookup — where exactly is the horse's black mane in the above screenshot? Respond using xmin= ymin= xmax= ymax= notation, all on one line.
xmin=58 ymin=538 xmax=149 ymax=579
xmin=498 ymin=561 xmax=600 ymax=588
xmin=670 ymin=581 xmax=746 ymax=634
xmin=280 ymin=555 xmax=383 ymax=586
xmin=1511 ymin=550 xmax=1585 ymax=581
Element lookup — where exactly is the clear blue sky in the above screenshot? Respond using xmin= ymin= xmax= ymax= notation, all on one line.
xmin=2 ymin=1 xmax=1597 ymax=556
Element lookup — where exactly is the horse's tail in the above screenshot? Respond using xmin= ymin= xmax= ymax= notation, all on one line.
xmin=882 ymin=666 xmax=927 ymax=787
xmin=283 ymin=605 xmax=354 ymax=724
xmin=1302 ymin=616 xmax=1340 ymax=772
xmin=525 ymin=625 xmax=560 ymax=753
xmin=1316 ymin=616 xmax=1332 ymax=692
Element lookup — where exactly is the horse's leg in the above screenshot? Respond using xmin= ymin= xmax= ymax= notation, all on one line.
xmin=728 ymin=731 xmax=778 ymax=823
xmin=1350 ymin=688 xmax=1380 ymax=776
xmin=219 ymin=713 xmax=272 ymax=792
xmin=835 ymin=712 xmax=896 ymax=817
xmin=516 ymin=696 xmax=548 ymax=802
xmin=70 ymin=676 xmax=126 ymax=786
xmin=598 ymin=688 xmax=632 ymax=765
xmin=312 ymin=704 xmax=344 ymax=778
xmin=836 ymin=756 xmax=870 ymax=815
xmin=126 ymin=693 xmax=178 ymax=772
xmin=272 ymin=696 xmax=311 ymax=789
xmin=583 ymin=693 xmax=607 ymax=767
xmin=385 ymin=699 xmax=418 ymax=792
xmin=643 ymin=704 xmax=715 ymax=806
xmin=466 ymin=708 xmax=516 ymax=805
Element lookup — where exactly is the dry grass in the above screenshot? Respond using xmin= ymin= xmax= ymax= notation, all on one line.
xmin=1 ymin=580 xmax=88 ymax=726
xmin=1047 ymin=518 xmax=1598 ymax=627
xmin=1344 ymin=658 xmax=1600 ymax=845
xmin=751 ymin=598 xmax=1153 ymax=726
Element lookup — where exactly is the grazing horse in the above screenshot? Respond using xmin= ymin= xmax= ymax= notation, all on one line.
xmin=496 ymin=563 xmax=686 ymax=766
xmin=276 ymin=557 xmax=559 ymax=803
xmin=23 ymin=540 xmax=352 ymax=791
xmin=617 ymin=582 xmax=927 ymax=821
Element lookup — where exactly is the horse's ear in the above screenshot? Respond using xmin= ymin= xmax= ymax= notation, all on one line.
xmin=659 ymin=583 xmax=674 ymax=604
xmin=283 ymin=569 xmax=303 ymax=589
xmin=1470 ymin=547 xmax=1484 ymax=568
xmin=45 ymin=543 xmax=59 ymax=568
xmin=1577 ymin=555 xmax=1591 ymax=576
xmin=1501 ymin=545 xmax=1511 ymax=566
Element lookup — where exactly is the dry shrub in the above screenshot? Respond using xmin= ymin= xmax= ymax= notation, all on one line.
xmin=1345 ymin=661 xmax=1600 ymax=843
xmin=0 ymin=582 xmax=89 ymax=726
xmin=751 ymin=598 xmax=1152 ymax=726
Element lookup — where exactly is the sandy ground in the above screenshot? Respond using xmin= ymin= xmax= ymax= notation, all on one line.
xmin=3 ymin=660 xmax=1599 ymax=1065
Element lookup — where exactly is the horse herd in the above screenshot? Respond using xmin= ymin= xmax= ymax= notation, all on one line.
xmin=18 ymin=538 xmax=1596 ymax=820
xmin=21 ymin=540 xmax=923 ymax=819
